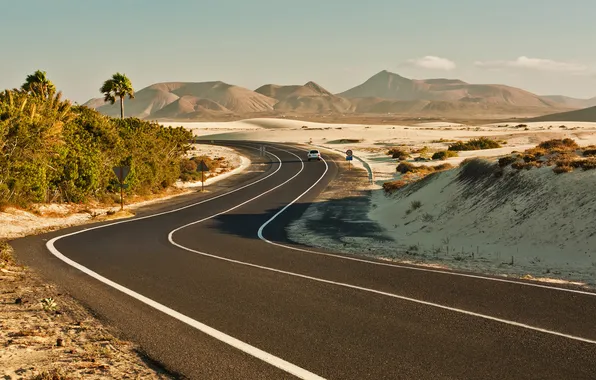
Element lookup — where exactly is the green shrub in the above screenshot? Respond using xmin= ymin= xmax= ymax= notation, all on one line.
xmin=0 ymin=89 xmax=192 ymax=206
xmin=448 ymin=137 xmax=502 ymax=151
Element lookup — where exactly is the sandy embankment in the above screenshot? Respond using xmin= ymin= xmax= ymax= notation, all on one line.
xmin=184 ymin=118 xmax=596 ymax=288
xmin=0 ymin=144 xmax=249 ymax=240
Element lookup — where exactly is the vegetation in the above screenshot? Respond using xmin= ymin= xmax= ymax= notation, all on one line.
xmin=495 ymin=139 xmax=596 ymax=174
xmin=537 ymin=138 xmax=578 ymax=151
xmin=448 ymin=137 xmax=502 ymax=151
xmin=179 ymin=155 xmax=226 ymax=182
xmin=0 ymin=71 xmax=192 ymax=207
xmin=100 ymin=73 xmax=135 ymax=119
xmin=431 ymin=150 xmax=458 ymax=160
xmin=387 ymin=147 xmax=410 ymax=160
xmin=382 ymin=180 xmax=408 ymax=193
xmin=385 ymin=162 xmax=454 ymax=194
xmin=22 ymin=70 xmax=56 ymax=99
xmin=396 ymin=162 xmax=453 ymax=174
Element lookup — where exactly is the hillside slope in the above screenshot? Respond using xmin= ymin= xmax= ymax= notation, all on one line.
xmin=255 ymin=81 xmax=353 ymax=113
xmin=541 ymin=95 xmax=596 ymax=109
xmin=529 ymin=105 xmax=596 ymax=122
xmin=338 ymin=70 xmax=559 ymax=108
xmin=86 ymin=81 xmax=276 ymax=119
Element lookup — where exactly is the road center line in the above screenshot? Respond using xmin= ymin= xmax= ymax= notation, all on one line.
xmin=47 ymin=144 xmax=327 ymax=380
xmin=261 ymin=145 xmax=596 ymax=297
xmin=169 ymin=145 xmax=596 ymax=345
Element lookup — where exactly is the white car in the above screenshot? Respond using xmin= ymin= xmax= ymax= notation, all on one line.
xmin=307 ymin=149 xmax=322 ymax=161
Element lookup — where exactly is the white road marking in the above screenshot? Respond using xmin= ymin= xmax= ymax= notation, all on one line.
xmin=44 ymin=141 xmax=596 ymax=379
xmin=46 ymin=144 xmax=327 ymax=380
xmin=170 ymin=145 xmax=596 ymax=344
xmin=261 ymin=147 xmax=596 ymax=297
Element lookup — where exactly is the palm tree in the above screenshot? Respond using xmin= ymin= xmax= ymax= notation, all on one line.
xmin=22 ymin=70 xmax=56 ymax=99
xmin=100 ymin=73 xmax=134 ymax=119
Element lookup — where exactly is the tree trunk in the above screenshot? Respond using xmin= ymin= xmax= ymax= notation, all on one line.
xmin=120 ymin=96 xmax=124 ymax=119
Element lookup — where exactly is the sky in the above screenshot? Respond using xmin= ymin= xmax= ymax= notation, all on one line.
xmin=1 ymin=0 xmax=595 ymax=103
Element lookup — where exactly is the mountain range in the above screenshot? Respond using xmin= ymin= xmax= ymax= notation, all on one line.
xmin=83 ymin=70 xmax=596 ymax=121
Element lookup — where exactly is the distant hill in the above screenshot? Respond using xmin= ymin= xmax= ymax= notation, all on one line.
xmin=541 ymin=95 xmax=596 ymax=109
xmin=255 ymin=81 xmax=332 ymax=100
xmin=337 ymin=70 xmax=558 ymax=108
xmin=254 ymin=81 xmax=352 ymax=113
xmin=83 ymin=71 xmax=582 ymax=120
xmin=85 ymin=81 xmax=276 ymax=119
xmin=529 ymin=105 xmax=596 ymax=122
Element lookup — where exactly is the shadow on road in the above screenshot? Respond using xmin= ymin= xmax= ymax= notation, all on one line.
xmin=204 ymin=194 xmax=394 ymax=246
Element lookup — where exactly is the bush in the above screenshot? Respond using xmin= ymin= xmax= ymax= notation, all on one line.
xmin=448 ymin=137 xmax=502 ymax=151
xmin=434 ymin=163 xmax=454 ymax=171
xmin=431 ymin=150 xmax=458 ymax=160
xmin=382 ymin=180 xmax=408 ymax=193
xmin=537 ymin=138 xmax=578 ymax=151
xmin=553 ymin=165 xmax=573 ymax=174
xmin=396 ymin=162 xmax=417 ymax=174
xmin=512 ymin=161 xmax=540 ymax=170
xmin=0 ymin=90 xmax=192 ymax=206
xmin=396 ymin=162 xmax=453 ymax=174
xmin=387 ymin=148 xmax=410 ymax=160
xmin=498 ymin=155 xmax=518 ymax=167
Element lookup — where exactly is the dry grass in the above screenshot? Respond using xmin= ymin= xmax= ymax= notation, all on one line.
xmin=386 ymin=147 xmax=410 ymax=160
xmin=495 ymin=139 xmax=596 ymax=175
xmin=432 ymin=150 xmax=459 ymax=160
xmin=385 ymin=163 xmax=454 ymax=193
xmin=0 ymin=240 xmax=15 ymax=266
xmin=448 ymin=137 xmax=503 ymax=151
xmin=382 ymin=180 xmax=408 ymax=193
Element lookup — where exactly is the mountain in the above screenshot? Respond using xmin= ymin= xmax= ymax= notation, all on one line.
xmin=85 ymin=81 xmax=276 ymax=119
xmin=255 ymin=81 xmax=353 ymax=113
xmin=529 ymin=105 xmax=596 ymax=122
xmin=541 ymin=95 xmax=596 ymax=109
xmin=255 ymin=81 xmax=332 ymax=100
xmin=338 ymin=70 xmax=558 ymax=108
xmin=149 ymin=96 xmax=232 ymax=120
xmin=83 ymin=71 xmax=580 ymax=120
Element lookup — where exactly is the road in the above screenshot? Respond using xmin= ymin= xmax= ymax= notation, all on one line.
xmin=11 ymin=141 xmax=596 ymax=379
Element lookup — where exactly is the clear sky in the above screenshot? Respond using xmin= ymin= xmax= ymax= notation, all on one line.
xmin=1 ymin=0 xmax=595 ymax=103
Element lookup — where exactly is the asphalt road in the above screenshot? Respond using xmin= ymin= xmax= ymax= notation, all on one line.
xmin=11 ymin=141 xmax=596 ymax=380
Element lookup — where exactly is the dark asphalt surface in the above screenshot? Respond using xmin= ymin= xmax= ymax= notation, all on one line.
xmin=10 ymin=141 xmax=596 ymax=380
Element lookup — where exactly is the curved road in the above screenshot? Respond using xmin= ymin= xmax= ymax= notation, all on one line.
xmin=11 ymin=141 xmax=596 ymax=379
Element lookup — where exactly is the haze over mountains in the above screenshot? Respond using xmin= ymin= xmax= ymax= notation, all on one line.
xmin=84 ymin=70 xmax=596 ymax=121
